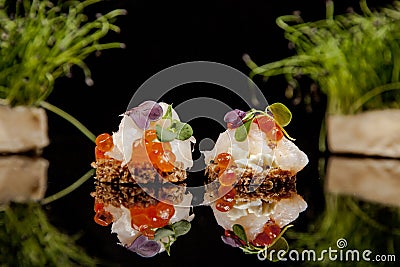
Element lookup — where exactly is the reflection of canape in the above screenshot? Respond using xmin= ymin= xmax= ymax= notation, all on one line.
xmin=90 ymin=101 xmax=195 ymax=257
xmin=91 ymin=183 xmax=194 ymax=257
xmin=203 ymin=104 xmax=308 ymax=256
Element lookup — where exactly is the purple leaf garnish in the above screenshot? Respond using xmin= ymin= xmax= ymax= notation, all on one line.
xmin=125 ymin=101 xmax=163 ymax=129
xmin=221 ymin=235 xmax=242 ymax=248
xmin=126 ymin=235 xmax=161 ymax=258
xmin=127 ymin=235 xmax=147 ymax=251
xmin=136 ymin=240 xmax=161 ymax=258
xmin=127 ymin=109 xmax=151 ymax=129
xmin=139 ymin=101 xmax=163 ymax=121
xmin=224 ymin=109 xmax=246 ymax=129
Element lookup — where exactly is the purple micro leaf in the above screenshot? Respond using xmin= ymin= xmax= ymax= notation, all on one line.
xmin=124 ymin=101 xmax=163 ymax=129
xmin=224 ymin=109 xmax=246 ymax=128
xmin=136 ymin=240 xmax=161 ymax=258
xmin=127 ymin=235 xmax=148 ymax=252
xmin=126 ymin=109 xmax=150 ymax=129
xmin=138 ymin=101 xmax=163 ymax=121
xmin=125 ymin=108 xmax=151 ymax=129
xmin=221 ymin=235 xmax=242 ymax=248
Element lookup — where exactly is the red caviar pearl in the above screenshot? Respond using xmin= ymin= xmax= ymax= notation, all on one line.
xmin=251 ymin=220 xmax=281 ymax=246
xmin=141 ymin=227 xmax=156 ymax=238
xmin=94 ymin=209 xmax=113 ymax=226
xmin=94 ymin=202 xmax=104 ymax=212
xmin=266 ymin=126 xmax=283 ymax=142
xmin=155 ymin=202 xmax=175 ymax=220
xmin=253 ymin=115 xmax=275 ymax=134
xmin=215 ymin=152 xmax=232 ymax=170
xmin=217 ymin=186 xmax=236 ymax=201
xmin=95 ymin=133 xmax=114 ymax=152
xmin=129 ymin=203 xmax=175 ymax=232
xmin=155 ymin=151 xmax=176 ymax=172
xmin=131 ymin=213 xmax=152 ymax=231
xmin=95 ymin=146 xmax=107 ymax=160
xmin=215 ymin=198 xmax=234 ymax=212
xmin=223 ymin=188 xmax=236 ymax=203
xmin=144 ymin=129 xmax=158 ymax=143
xmin=218 ymin=170 xmax=237 ymax=186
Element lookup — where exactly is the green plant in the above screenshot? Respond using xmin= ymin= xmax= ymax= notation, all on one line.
xmin=0 ymin=201 xmax=98 ymax=267
xmin=0 ymin=0 xmax=126 ymax=107
xmin=244 ymin=0 xmax=400 ymax=115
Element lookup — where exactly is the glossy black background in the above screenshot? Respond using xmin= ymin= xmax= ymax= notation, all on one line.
xmin=39 ymin=0 xmax=395 ymax=266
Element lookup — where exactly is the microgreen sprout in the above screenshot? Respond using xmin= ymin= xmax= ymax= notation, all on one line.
xmin=153 ymin=220 xmax=191 ymax=256
xmin=221 ymin=223 xmax=293 ymax=262
xmin=156 ymin=104 xmax=194 ymax=142
xmin=231 ymin=102 xmax=294 ymax=142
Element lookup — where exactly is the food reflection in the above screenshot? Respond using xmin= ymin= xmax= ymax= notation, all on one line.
xmin=0 ymin=155 xmax=48 ymax=204
xmin=326 ymin=156 xmax=400 ymax=207
xmin=90 ymin=181 xmax=194 ymax=257
xmin=202 ymin=106 xmax=309 ymax=260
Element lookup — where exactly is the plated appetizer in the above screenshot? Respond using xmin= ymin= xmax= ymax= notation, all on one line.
xmin=93 ymin=100 xmax=195 ymax=184
xmin=91 ymin=101 xmax=195 ymax=257
xmin=203 ymin=103 xmax=308 ymax=259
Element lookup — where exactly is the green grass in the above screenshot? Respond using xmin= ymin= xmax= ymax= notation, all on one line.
xmin=0 ymin=202 xmax=99 ymax=267
xmin=245 ymin=0 xmax=400 ymax=115
xmin=0 ymin=0 xmax=126 ymax=106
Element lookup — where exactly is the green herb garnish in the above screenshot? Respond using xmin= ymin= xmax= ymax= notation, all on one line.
xmin=232 ymin=224 xmax=248 ymax=243
xmin=233 ymin=102 xmax=294 ymax=142
xmin=268 ymin=103 xmax=292 ymax=127
xmin=234 ymin=120 xmax=252 ymax=142
xmin=156 ymin=104 xmax=193 ymax=142
xmin=154 ymin=220 xmax=191 ymax=256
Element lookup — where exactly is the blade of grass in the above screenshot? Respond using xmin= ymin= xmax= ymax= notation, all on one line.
xmin=40 ymin=101 xmax=96 ymax=143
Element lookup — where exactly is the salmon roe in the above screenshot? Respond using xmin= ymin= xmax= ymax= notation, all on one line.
xmin=93 ymin=201 xmax=113 ymax=226
xmin=218 ymin=169 xmax=237 ymax=186
xmin=215 ymin=188 xmax=236 ymax=212
xmin=95 ymin=146 xmax=107 ymax=160
xmin=95 ymin=133 xmax=114 ymax=160
xmin=143 ymin=129 xmax=177 ymax=173
xmin=253 ymin=115 xmax=283 ymax=142
xmin=251 ymin=220 xmax=281 ymax=246
xmin=96 ymin=133 xmax=114 ymax=152
xmin=130 ymin=201 xmax=175 ymax=236
xmin=215 ymin=152 xmax=232 ymax=169
xmin=215 ymin=198 xmax=234 ymax=212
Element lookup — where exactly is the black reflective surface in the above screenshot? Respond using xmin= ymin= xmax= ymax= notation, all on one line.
xmin=1 ymin=0 xmax=400 ymax=266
